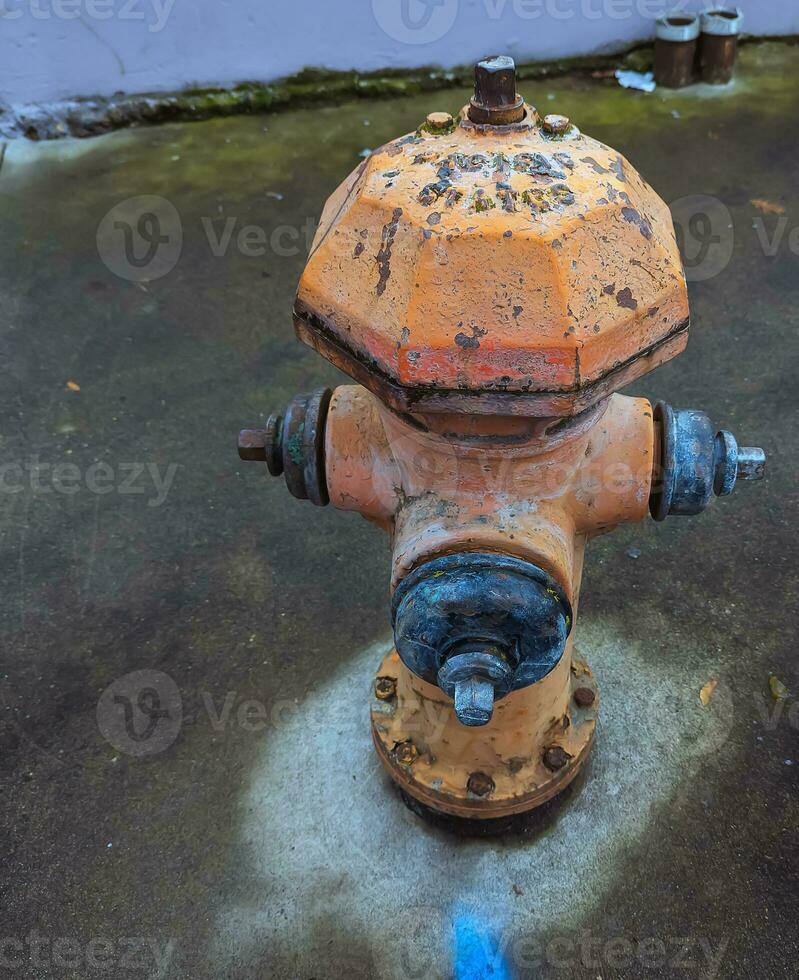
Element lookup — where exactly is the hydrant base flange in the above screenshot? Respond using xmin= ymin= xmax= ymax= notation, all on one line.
xmin=371 ymin=649 xmax=598 ymax=820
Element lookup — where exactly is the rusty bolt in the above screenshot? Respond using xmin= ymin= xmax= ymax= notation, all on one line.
xmin=573 ymin=686 xmax=596 ymax=708
xmin=425 ymin=111 xmax=454 ymax=132
xmin=543 ymin=746 xmax=572 ymax=772
xmin=543 ymin=113 xmax=570 ymax=135
xmin=238 ymin=429 xmax=267 ymax=462
xmin=375 ymin=676 xmax=397 ymax=701
xmin=395 ymin=740 xmax=418 ymax=766
xmin=469 ymin=55 xmax=525 ymax=125
xmin=467 ymin=771 xmax=495 ymax=797
xmin=238 ymin=413 xmax=283 ymax=475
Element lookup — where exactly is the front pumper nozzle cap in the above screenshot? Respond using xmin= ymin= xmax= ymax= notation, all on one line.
xmin=468 ymin=55 xmax=526 ymax=125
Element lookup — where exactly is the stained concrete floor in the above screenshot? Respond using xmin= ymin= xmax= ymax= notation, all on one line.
xmin=0 ymin=41 xmax=797 ymax=980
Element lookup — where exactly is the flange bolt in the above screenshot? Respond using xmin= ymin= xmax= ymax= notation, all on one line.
xmin=238 ymin=388 xmax=332 ymax=506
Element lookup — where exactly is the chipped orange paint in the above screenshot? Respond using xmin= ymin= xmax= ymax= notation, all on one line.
xmin=295 ymin=105 xmax=689 ymax=416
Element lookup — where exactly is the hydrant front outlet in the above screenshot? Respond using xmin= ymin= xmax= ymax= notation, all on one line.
xmin=239 ymin=57 xmax=765 ymax=821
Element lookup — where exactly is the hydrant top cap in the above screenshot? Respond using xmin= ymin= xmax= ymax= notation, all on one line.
xmin=295 ymin=76 xmax=690 ymax=417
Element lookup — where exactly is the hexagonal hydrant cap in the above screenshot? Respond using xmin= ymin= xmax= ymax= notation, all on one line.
xmin=294 ymin=56 xmax=690 ymax=418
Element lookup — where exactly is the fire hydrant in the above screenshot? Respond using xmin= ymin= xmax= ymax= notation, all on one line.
xmin=239 ymin=57 xmax=765 ymax=820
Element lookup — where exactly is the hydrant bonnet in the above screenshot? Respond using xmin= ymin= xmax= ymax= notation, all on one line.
xmin=294 ymin=57 xmax=691 ymax=418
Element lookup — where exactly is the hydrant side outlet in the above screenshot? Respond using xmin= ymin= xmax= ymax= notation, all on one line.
xmin=239 ymin=55 xmax=765 ymax=822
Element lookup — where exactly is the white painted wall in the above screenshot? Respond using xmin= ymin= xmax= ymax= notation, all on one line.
xmin=1 ymin=0 xmax=797 ymax=105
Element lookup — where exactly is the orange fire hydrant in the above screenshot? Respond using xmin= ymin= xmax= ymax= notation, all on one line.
xmin=239 ymin=57 xmax=765 ymax=821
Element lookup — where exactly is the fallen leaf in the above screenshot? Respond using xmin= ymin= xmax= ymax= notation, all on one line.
xmin=66 ymin=380 xmax=81 ymax=392
xmin=699 ymin=679 xmax=718 ymax=707
xmin=751 ymin=199 xmax=785 ymax=215
xmin=768 ymin=674 xmax=790 ymax=701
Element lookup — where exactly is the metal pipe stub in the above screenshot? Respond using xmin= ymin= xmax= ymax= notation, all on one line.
xmin=699 ymin=8 xmax=743 ymax=84
xmin=650 ymin=401 xmax=765 ymax=521
xmin=654 ymin=12 xmax=700 ymax=89
xmin=238 ymin=387 xmax=332 ymax=506
xmin=468 ymin=56 xmax=526 ymax=125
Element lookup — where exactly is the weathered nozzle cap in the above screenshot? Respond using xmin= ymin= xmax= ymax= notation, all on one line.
xmin=469 ymin=55 xmax=526 ymax=125
xmin=238 ymin=388 xmax=332 ymax=507
xmin=650 ymin=402 xmax=765 ymax=521
xmin=393 ymin=553 xmax=572 ymax=726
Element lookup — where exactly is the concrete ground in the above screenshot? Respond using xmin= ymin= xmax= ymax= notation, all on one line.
xmin=0 ymin=41 xmax=796 ymax=980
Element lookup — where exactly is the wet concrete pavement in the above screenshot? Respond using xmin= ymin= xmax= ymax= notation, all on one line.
xmin=0 ymin=41 xmax=797 ymax=979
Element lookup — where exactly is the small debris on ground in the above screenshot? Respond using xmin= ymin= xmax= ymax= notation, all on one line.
xmin=512 ymin=883 xmax=523 ymax=896
xmin=768 ymin=674 xmax=790 ymax=701
xmin=265 ymin=191 xmax=284 ymax=201
xmin=66 ymin=380 xmax=80 ymax=392
xmin=615 ymin=69 xmax=656 ymax=93
xmin=699 ymin=679 xmax=718 ymax=707
xmin=626 ymin=546 xmax=642 ymax=559
xmin=751 ymin=199 xmax=785 ymax=215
